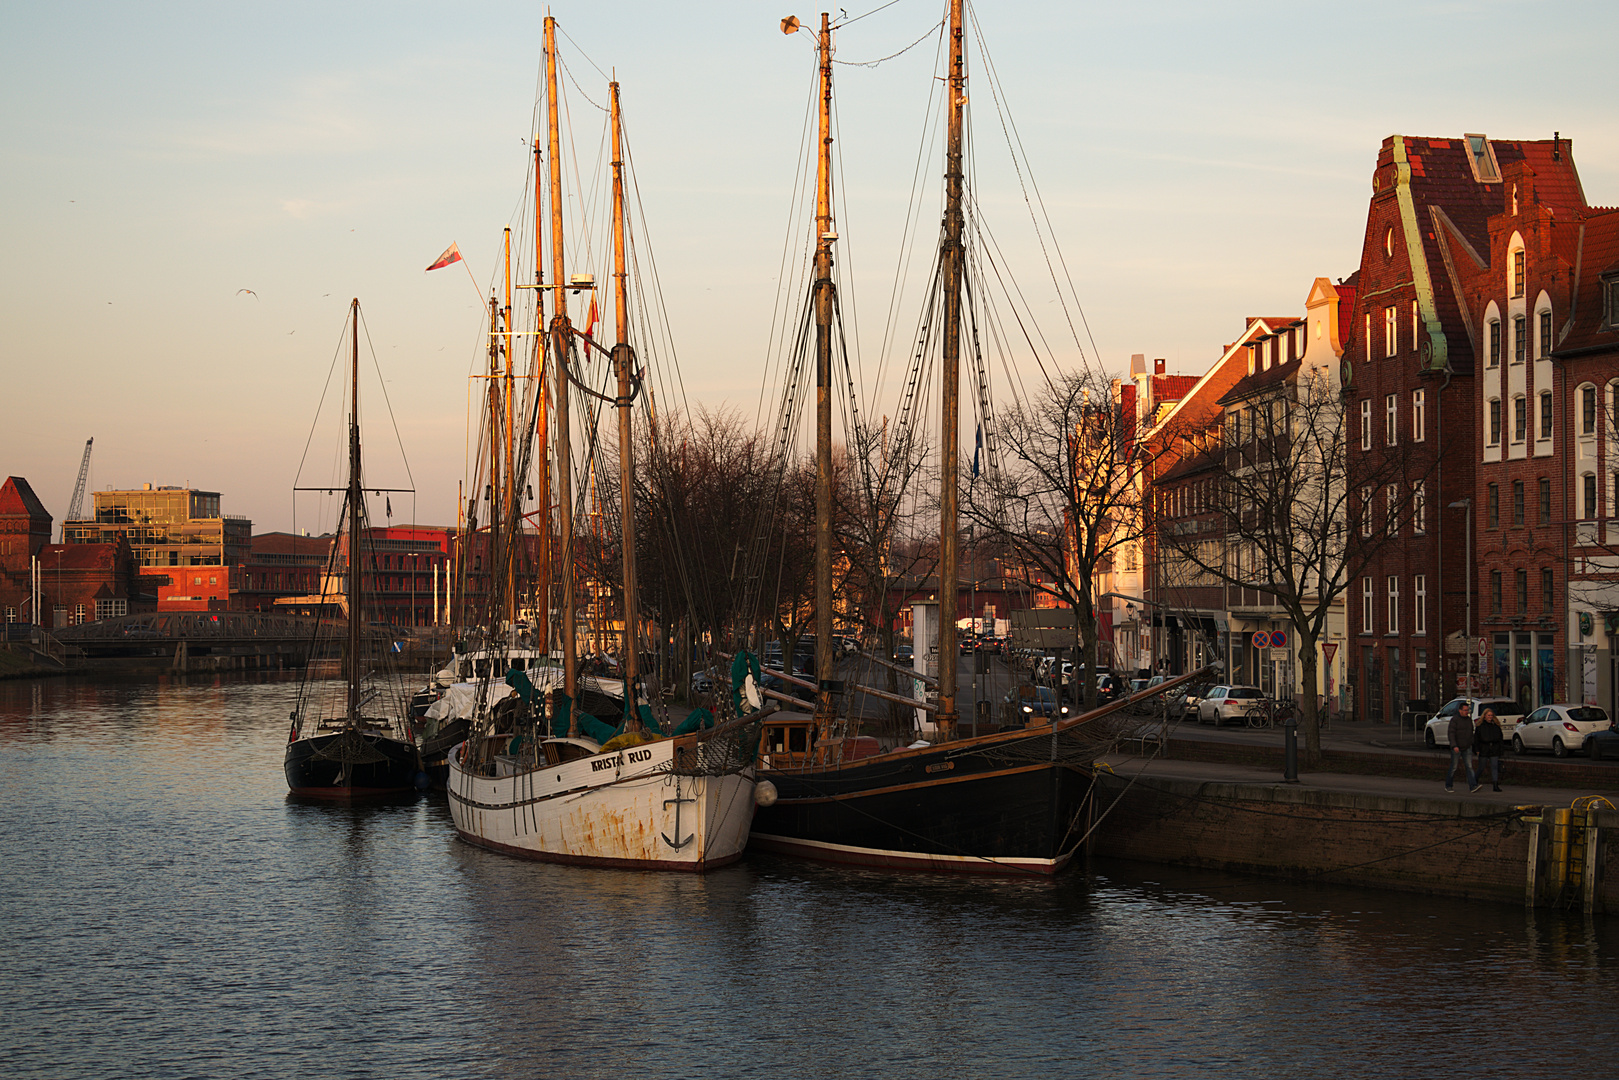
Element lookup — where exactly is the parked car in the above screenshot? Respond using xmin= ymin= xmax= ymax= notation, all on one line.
xmin=1423 ymin=698 xmax=1525 ymax=748
xmin=893 ymin=643 xmax=914 ymax=664
xmin=1197 ymin=685 xmax=1266 ymax=725
xmin=1096 ymin=673 xmax=1127 ymax=704
xmin=1512 ymin=704 xmax=1611 ymax=757
xmin=690 ymin=669 xmax=717 ymax=695
xmin=1178 ymin=682 xmax=1217 ymax=721
xmin=1002 ymin=685 xmax=1070 ymax=720
xmin=1583 ymin=722 xmax=1619 ymax=761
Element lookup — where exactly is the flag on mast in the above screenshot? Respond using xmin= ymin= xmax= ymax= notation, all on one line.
xmin=582 ymin=295 xmax=599 ymax=345
xmin=425 ymin=243 xmax=463 ymax=272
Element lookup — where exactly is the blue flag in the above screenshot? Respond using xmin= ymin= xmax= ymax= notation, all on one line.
xmin=972 ymin=424 xmax=982 ymax=478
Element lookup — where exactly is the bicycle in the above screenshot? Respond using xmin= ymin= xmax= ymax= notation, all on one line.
xmin=1243 ymin=700 xmax=1273 ymax=729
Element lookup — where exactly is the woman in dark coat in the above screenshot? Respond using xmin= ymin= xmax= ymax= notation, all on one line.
xmin=1476 ymin=707 xmax=1505 ymax=792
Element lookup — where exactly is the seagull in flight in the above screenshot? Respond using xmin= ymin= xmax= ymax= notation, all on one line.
xmin=237 ymin=288 xmax=257 ymax=298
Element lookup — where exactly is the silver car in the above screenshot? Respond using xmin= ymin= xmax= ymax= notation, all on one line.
xmin=1513 ymin=704 xmax=1611 ymax=757
xmin=1423 ymin=697 xmax=1524 ymax=748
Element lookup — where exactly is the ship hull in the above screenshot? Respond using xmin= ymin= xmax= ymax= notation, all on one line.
xmin=750 ymin=730 xmax=1093 ymax=875
xmin=447 ymin=735 xmax=757 ymax=872
xmin=284 ymin=730 xmax=421 ymax=799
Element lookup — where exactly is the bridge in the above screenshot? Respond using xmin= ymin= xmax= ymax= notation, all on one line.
xmin=54 ymin=611 xmax=328 ymax=671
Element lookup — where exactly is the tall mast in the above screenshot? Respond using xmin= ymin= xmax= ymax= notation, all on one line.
xmin=812 ymin=12 xmax=836 ymax=734
xmin=609 ymin=79 xmax=640 ymax=717
xmin=486 ymin=292 xmax=503 ymax=635
xmin=936 ymin=0 xmax=965 ymax=741
xmin=533 ymin=132 xmax=550 ymax=652
xmin=503 ymin=227 xmax=517 ymax=628
xmin=545 ymin=15 xmax=578 ymax=713
xmin=347 ymin=297 xmax=362 ymax=726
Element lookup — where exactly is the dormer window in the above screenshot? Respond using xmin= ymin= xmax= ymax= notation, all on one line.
xmin=1604 ymin=276 xmax=1619 ymax=330
xmin=1466 ymin=134 xmax=1501 ymax=183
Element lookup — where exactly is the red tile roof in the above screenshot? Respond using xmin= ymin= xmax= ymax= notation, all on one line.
xmin=1555 ymin=208 xmax=1619 ymax=355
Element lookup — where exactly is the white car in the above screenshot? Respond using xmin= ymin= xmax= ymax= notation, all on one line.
xmin=1197 ymin=685 xmax=1265 ymax=725
xmin=1513 ymin=704 xmax=1612 ymax=757
xmin=1423 ymin=697 xmax=1524 ymax=748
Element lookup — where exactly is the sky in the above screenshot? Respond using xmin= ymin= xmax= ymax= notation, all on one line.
xmin=4 ymin=0 xmax=1616 ymax=535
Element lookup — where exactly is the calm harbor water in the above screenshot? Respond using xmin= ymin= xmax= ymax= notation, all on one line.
xmin=2 ymin=673 xmax=1615 ymax=1079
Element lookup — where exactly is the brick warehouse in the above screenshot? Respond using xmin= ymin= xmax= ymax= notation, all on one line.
xmin=1344 ymin=133 xmax=1606 ymax=721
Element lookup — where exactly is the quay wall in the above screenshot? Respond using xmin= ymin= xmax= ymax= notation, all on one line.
xmin=1092 ymin=772 xmax=1619 ymax=913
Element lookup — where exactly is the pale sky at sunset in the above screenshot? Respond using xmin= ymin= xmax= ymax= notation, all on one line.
xmin=4 ymin=1 xmax=1615 ymax=534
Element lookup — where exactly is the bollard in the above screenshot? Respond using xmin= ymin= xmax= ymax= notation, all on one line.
xmin=1283 ymin=712 xmax=1299 ymax=783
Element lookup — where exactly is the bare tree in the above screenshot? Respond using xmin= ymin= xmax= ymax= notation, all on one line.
xmin=963 ymin=369 xmax=1150 ymax=712
xmin=1158 ymin=364 xmax=1426 ymax=762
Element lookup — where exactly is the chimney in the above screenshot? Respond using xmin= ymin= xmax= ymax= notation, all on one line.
xmin=1154 ymin=358 xmax=1166 ymax=374
xmin=1130 ymin=353 xmax=1147 ymax=376
xmin=1553 ymin=131 xmax=1561 ymax=161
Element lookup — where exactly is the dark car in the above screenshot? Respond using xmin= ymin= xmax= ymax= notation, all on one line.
xmin=1002 ymin=685 xmax=1070 ymax=721
xmin=1585 ymin=723 xmax=1619 ymax=762
xmin=1095 ymin=673 xmax=1126 ymax=704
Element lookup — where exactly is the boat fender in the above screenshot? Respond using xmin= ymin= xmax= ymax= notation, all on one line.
xmin=754 ymin=780 xmax=778 ymax=808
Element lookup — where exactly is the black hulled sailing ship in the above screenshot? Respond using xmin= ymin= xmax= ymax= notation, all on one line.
xmin=284 ymin=298 xmax=422 ymax=799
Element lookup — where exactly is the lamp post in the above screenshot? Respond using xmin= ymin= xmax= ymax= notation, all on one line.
xmin=1448 ymin=498 xmax=1472 ymax=697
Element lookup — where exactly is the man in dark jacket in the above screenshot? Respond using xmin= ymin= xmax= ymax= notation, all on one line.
xmin=1446 ymin=701 xmax=1477 ymax=793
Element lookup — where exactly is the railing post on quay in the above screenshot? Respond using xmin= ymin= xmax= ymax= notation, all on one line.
xmin=1282 ymin=710 xmax=1299 ymax=783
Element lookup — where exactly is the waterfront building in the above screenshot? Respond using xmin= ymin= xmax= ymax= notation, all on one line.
xmin=1344 ymin=133 xmax=1595 ymax=720
xmin=64 ymin=485 xmax=251 ymax=611
xmin=3 ymin=476 xmax=144 ymax=627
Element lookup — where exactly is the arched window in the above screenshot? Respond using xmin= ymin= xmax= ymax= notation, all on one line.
xmin=1487 ymin=398 xmax=1502 ymax=446
xmin=1581 ymin=384 xmax=1598 ymax=435
xmin=1582 ymin=472 xmax=1598 ymax=520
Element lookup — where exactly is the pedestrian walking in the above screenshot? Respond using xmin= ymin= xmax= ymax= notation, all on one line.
xmin=1476 ymin=707 xmax=1505 ymax=792
xmin=1446 ymin=701 xmax=1477 ymax=793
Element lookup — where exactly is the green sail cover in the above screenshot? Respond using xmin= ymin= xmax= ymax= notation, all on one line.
xmin=673 ymin=707 xmax=714 ymax=736
xmin=550 ymin=692 xmax=572 ymax=738
xmin=731 ymin=651 xmax=762 ymax=717
xmin=504 ymin=666 xmax=537 ymax=705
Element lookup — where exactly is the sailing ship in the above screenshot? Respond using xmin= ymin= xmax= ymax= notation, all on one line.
xmin=746 ymin=5 xmax=1164 ymax=874
xmin=445 ymin=18 xmax=765 ymax=869
xmin=284 ymin=298 xmax=423 ymax=799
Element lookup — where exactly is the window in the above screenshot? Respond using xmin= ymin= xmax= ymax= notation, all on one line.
xmin=1411 ymin=300 xmax=1419 ymax=349
xmin=1539 ymin=309 xmax=1552 ymax=358
xmin=1513 ymin=395 xmax=1527 ymax=443
xmin=94 ymin=598 xmax=128 ymax=620
xmin=1512 ymin=479 xmax=1524 ymax=526
xmin=1360 ymin=399 xmax=1372 ymax=450
xmin=1606 ymin=276 xmax=1619 ymax=330
xmin=1542 ymin=567 xmax=1555 ymax=614
xmin=74 ymin=604 xmax=85 ymax=626
xmin=1513 ymin=315 xmax=1526 ymax=364
xmin=1385 ymin=228 xmax=1395 ymax=257
xmin=1487 ymin=483 xmax=1500 ymax=528
xmin=1415 ymin=575 xmax=1427 ymax=635
xmin=1583 ymin=385 xmax=1597 ymax=434
xmin=1387 ymin=484 xmax=1400 ymax=534
xmin=1365 ymin=312 xmax=1372 ymax=361
xmin=1490 ymin=570 xmax=1502 ymax=613
xmin=1412 ymin=389 xmax=1426 ymax=441
xmin=1488 ymin=398 xmax=1502 ymax=446
xmin=1413 ymin=480 xmax=1426 ymax=535
xmin=1388 ymin=576 xmax=1400 ymax=634
xmin=1584 ymin=473 xmax=1598 ymax=519
xmin=1539 ymin=391 xmax=1553 ymax=440
xmin=1513 ymin=249 xmax=1526 ymax=298
xmin=1385 ymin=394 xmax=1398 ymax=445
xmin=1362 ymin=577 xmax=1374 ymax=634
xmin=1488 ymin=320 xmax=1501 ymax=367
xmin=1466 ymin=134 xmax=1501 ymax=182
xmin=1385 ymin=306 xmax=1398 ymax=357
xmin=1360 ymin=487 xmax=1373 ymax=537
xmin=1540 ymin=477 xmax=1552 ymax=525
xmin=1516 ymin=569 xmax=1528 ymax=614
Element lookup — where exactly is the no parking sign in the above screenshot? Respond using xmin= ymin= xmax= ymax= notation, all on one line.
xmin=1251 ymin=630 xmax=1272 ymax=649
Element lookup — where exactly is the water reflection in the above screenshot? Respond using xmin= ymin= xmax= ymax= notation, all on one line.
xmin=0 ymin=675 xmax=1614 ymax=1079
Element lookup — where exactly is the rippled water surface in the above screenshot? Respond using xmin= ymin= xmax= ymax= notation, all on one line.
xmin=2 ymin=674 xmax=1615 ymax=1079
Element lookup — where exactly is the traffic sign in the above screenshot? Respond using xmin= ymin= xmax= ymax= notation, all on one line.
xmin=1251 ymin=631 xmax=1272 ymax=649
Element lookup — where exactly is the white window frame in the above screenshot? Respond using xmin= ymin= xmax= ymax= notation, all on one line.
xmin=1362 ymin=576 xmax=1374 ymax=634
xmin=1488 ymin=398 xmax=1502 ymax=446
xmin=1412 ymin=480 xmax=1426 ymax=535
xmin=1384 ymin=306 xmax=1398 ymax=357
xmin=1360 ymin=399 xmax=1372 ymax=451
xmin=1512 ymin=394 xmax=1527 ymax=444
xmin=1412 ymin=388 xmax=1426 ymax=442
xmin=1387 ymin=576 xmax=1400 ymax=635
xmin=1414 ymin=574 xmax=1427 ymax=635
xmin=1539 ymin=390 xmax=1553 ymax=442
xmin=1360 ymin=486 xmax=1373 ymax=538
xmin=1385 ymin=394 xmax=1398 ymax=446
xmin=1386 ymin=483 xmax=1400 ymax=535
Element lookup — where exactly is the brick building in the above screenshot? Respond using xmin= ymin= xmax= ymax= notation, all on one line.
xmin=65 ymin=485 xmax=251 ymax=611
xmin=3 ymin=475 xmax=145 ymax=628
xmin=1344 ymin=133 xmax=1591 ymax=721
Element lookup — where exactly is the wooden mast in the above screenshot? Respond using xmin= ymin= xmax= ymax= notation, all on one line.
xmin=533 ymin=132 xmax=550 ymax=652
xmin=812 ymin=11 xmax=836 ymax=734
xmin=503 ymin=227 xmax=517 ymax=629
xmin=609 ymin=78 xmax=640 ymax=722
xmin=486 ymin=291 xmax=503 ymax=637
xmin=544 ymin=15 xmax=578 ymax=721
xmin=346 ymin=297 xmax=362 ymax=727
xmin=936 ymin=0 xmax=965 ymax=741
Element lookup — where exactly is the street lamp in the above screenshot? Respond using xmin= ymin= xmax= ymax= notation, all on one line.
xmin=1448 ymin=498 xmax=1472 ymax=695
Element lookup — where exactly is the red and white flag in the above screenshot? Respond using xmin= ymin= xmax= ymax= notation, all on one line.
xmin=425 ymin=243 xmax=462 ymax=272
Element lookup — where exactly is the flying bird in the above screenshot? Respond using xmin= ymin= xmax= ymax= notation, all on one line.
xmin=237 ymin=288 xmax=257 ymax=298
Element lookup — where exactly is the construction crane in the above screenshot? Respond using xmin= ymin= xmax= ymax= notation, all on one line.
xmin=63 ymin=438 xmax=93 ymax=541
